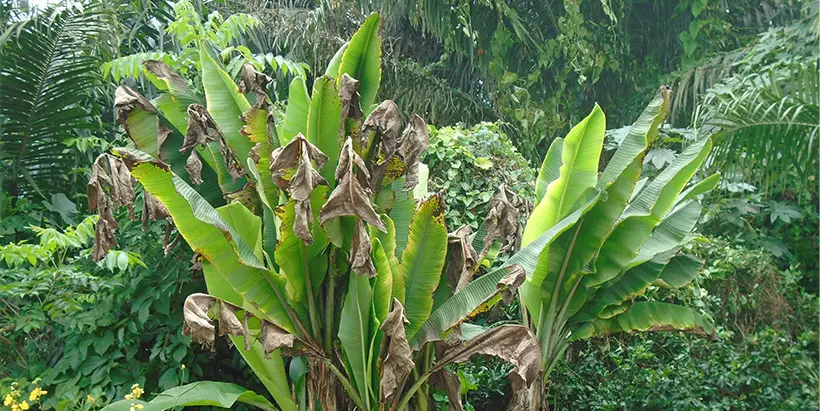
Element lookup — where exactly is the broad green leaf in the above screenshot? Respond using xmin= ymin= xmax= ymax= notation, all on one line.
xmin=629 ymin=200 xmax=701 ymax=268
xmin=372 ymin=238 xmax=393 ymax=322
xmin=216 ymin=202 xmax=264 ymax=262
xmin=200 ymin=44 xmax=253 ymax=160
xmin=613 ymin=302 xmax=714 ymax=335
xmin=415 ymin=194 xmax=600 ymax=347
xmin=338 ymin=272 xmax=373 ymax=409
xmin=374 ymin=214 xmax=404 ymax=304
xmin=230 ymin=335 xmax=297 ymax=411
xmin=307 ymin=76 xmax=342 ymax=184
xmin=534 ymin=137 xmax=563 ymax=206
xmin=522 ymin=105 xmax=605 ymax=246
xmin=598 ymin=87 xmax=671 ymax=189
xmin=100 ymin=382 xmax=275 ymax=411
xmin=401 ymin=195 xmax=447 ymax=341
xmin=674 ymin=172 xmax=720 ymax=206
xmin=654 ymin=254 xmax=703 ymax=288
xmin=586 ymin=137 xmax=712 ymax=287
xmin=389 ymin=178 xmax=415 ymax=260
xmin=280 ymin=76 xmax=309 ymax=146
xmin=325 ymin=41 xmax=348 ymax=77
xmin=124 ymin=157 xmax=293 ymax=332
xmin=338 ymin=13 xmax=382 ymax=112
xmin=274 ymin=190 xmax=330 ymax=312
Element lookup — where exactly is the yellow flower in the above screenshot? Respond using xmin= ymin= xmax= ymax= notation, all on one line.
xmin=19 ymin=401 xmax=30 ymax=410
xmin=87 ymin=394 xmax=95 ymax=402
xmin=135 ymin=405 xmax=144 ymax=410
xmin=4 ymin=394 xmax=14 ymax=406
xmin=28 ymin=387 xmax=46 ymax=402
xmin=12 ymin=404 xmax=20 ymax=411
xmin=180 ymin=364 xmax=186 ymax=370
xmin=125 ymin=394 xmax=134 ymax=400
xmin=129 ymin=407 xmax=135 ymax=411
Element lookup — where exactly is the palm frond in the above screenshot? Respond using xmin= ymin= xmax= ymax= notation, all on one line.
xmin=0 ymin=2 xmax=113 ymax=197
xmin=697 ymin=64 xmax=819 ymax=192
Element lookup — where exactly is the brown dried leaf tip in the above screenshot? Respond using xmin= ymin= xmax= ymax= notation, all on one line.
xmin=481 ymin=185 xmax=525 ymax=258
xmin=270 ymin=133 xmax=328 ymax=243
xmin=380 ymin=299 xmax=415 ymax=404
xmin=445 ymin=225 xmax=479 ymax=294
xmin=435 ymin=325 xmax=541 ymax=411
xmin=320 ymin=138 xmax=386 ymax=276
xmin=182 ymin=104 xmax=244 ymax=183
xmin=238 ymin=64 xmax=272 ymax=109
xmin=88 ymin=154 xmax=137 ymax=261
xmin=182 ymin=293 xmax=297 ymax=357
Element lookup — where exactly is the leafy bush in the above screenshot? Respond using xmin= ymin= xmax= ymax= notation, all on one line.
xmin=0 ymin=207 xmax=266 ymax=409
xmin=550 ymin=329 xmax=818 ymax=410
xmin=423 ymin=122 xmax=535 ymax=229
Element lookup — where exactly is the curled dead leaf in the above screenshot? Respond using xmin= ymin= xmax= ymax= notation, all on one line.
xmin=114 ymin=86 xmax=157 ymax=138
xmin=320 ymin=138 xmax=385 ymax=230
xmin=238 ymin=64 xmax=272 ymax=108
xmin=445 ymin=225 xmax=479 ymax=293
xmin=88 ymin=154 xmax=137 ymax=260
xmin=185 ymin=150 xmax=203 ymax=185
xmin=261 ymin=320 xmax=297 ymax=358
xmin=397 ymin=115 xmax=429 ymax=190
xmin=143 ymin=59 xmax=191 ymax=97
xmin=142 ymin=191 xmax=169 ymax=232
xmin=434 ymin=325 xmax=541 ymax=411
xmin=182 ymin=104 xmax=221 ymax=152
xmin=362 ymin=100 xmax=402 ymax=157
xmin=480 ymin=185 xmax=524 ymax=259
xmin=269 ymin=134 xmax=328 ymax=243
xmin=497 ymin=264 xmax=526 ymax=305
xmin=182 ymin=293 xmax=218 ymax=347
xmin=429 ymin=369 xmax=462 ymax=411
xmin=338 ymin=74 xmax=363 ymax=141
xmin=380 ymin=299 xmax=414 ymax=404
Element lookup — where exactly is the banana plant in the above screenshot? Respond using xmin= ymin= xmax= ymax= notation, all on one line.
xmin=93 ymin=14 xmax=543 ymax=411
xmin=514 ymin=87 xmax=719 ymax=408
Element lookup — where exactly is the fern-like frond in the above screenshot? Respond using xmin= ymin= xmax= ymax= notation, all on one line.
xmin=102 ymin=51 xmax=176 ymax=82
xmin=0 ymin=3 xmax=113 ymax=198
xmin=698 ymin=64 xmax=819 ymax=191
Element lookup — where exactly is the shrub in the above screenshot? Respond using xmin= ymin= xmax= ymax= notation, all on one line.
xmin=423 ymin=122 xmax=535 ymax=229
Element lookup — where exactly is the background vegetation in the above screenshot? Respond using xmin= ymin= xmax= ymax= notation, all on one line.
xmin=1 ymin=0 xmax=817 ymax=409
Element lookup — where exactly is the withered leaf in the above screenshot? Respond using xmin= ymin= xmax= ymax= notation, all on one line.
xmin=261 ymin=320 xmax=297 ymax=359
xmin=380 ymin=299 xmax=414 ymax=404
xmin=497 ymin=264 xmax=526 ymax=305
xmin=480 ymin=185 xmax=524 ymax=258
xmin=143 ymin=59 xmax=191 ymax=97
xmin=434 ymin=325 xmax=541 ymax=411
xmin=429 ymin=369 xmax=463 ymax=411
xmin=182 ymin=104 xmax=222 ymax=152
xmin=338 ymin=74 xmax=363 ymax=141
xmin=351 ymin=220 xmax=375 ymax=277
xmin=182 ymin=293 xmax=218 ymax=346
xmin=320 ymin=138 xmax=385 ymax=231
xmin=142 ymin=191 xmax=169 ymax=232
xmin=88 ymin=154 xmax=136 ymax=260
xmin=364 ymin=100 xmax=403 ymax=188
xmin=238 ymin=64 xmax=272 ymax=108
xmin=445 ymin=225 xmax=479 ymax=293
xmin=185 ymin=150 xmax=203 ymax=185
xmin=219 ymin=301 xmax=246 ymax=339
xmin=397 ymin=114 xmax=429 ymax=190
xmin=114 ymin=86 xmax=158 ymax=141
xmin=269 ymin=134 xmax=328 ymax=243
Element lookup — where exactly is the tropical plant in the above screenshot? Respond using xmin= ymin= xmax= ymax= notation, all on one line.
xmin=91 ymin=14 xmax=545 ymax=411
xmin=512 ymin=86 xmax=719 ymax=407
xmin=0 ymin=1 xmax=114 ymax=201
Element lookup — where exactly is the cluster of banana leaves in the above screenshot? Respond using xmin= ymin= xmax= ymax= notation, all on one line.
xmin=91 ymin=13 xmax=718 ymax=411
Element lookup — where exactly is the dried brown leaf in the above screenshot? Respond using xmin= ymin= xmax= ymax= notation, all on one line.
xmin=320 ymin=138 xmax=385 ymax=230
xmin=435 ymin=325 xmax=541 ymax=411
xmin=142 ymin=191 xmax=169 ymax=232
xmin=238 ymin=64 xmax=272 ymax=108
xmin=269 ymin=134 xmax=328 ymax=243
xmin=261 ymin=320 xmax=297 ymax=359
xmin=182 ymin=293 xmax=218 ymax=346
xmin=338 ymin=74 xmax=363 ymax=141
xmin=497 ymin=264 xmax=526 ymax=305
xmin=362 ymin=100 xmax=402 ymax=155
xmin=88 ymin=154 xmax=137 ymax=260
xmin=114 ymin=86 xmax=158 ymax=137
xmin=182 ymin=104 xmax=221 ymax=152
xmin=429 ymin=369 xmax=463 ymax=411
xmin=445 ymin=225 xmax=479 ymax=293
xmin=380 ymin=299 xmax=414 ymax=404
xmin=351 ymin=220 xmax=375 ymax=277
xmin=480 ymin=185 xmax=524 ymax=258
xmin=143 ymin=59 xmax=190 ymax=95
xmin=397 ymin=115 xmax=429 ymax=190
xmin=185 ymin=150 xmax=203 ymax=185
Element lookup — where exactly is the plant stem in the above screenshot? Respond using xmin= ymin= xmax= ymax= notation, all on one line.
xmin=324 ymin=250 xmax=336 ymax=354
xmin=324 ymin=359 xmax=368 ymax=410
xmin=301 ymin=242 xmax=321 ymax=341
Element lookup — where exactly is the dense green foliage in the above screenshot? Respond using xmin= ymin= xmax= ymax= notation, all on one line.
xmin=423 ymin=123 xmax=535 ymax=228
xmin=0 ymin=0 xmax=817 ymax=409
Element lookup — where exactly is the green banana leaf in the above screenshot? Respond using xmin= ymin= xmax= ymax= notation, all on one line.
xmin=100 ymin=382 xmax=276 ymax=411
